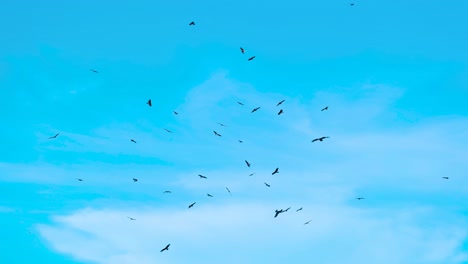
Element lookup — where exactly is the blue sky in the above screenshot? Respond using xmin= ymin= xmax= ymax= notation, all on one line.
xmin=1 ymin=0 xmax=468 ymax=263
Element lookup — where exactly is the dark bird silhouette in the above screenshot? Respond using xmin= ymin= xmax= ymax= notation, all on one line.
xmin=237 ymin=101 xmax=244 ymax=105
xmin=251 ymin=107 xmax=261 ymax=113
xmin=147 ymin=99 xmax=152 ymax=107
xmin=90 ymin=69 xmax=98 ymax=73
xmin=173 ymin=111 xmax=178 ymax=115
xmin=76 ymin=178 xmax=83 ymax=181
xmin=284 ymin=207 xmax=291 ymax=212
xmin=188 ymin=202 xmax=196 ymax=208
xmin=249 ymin=173 xmax=256 ymax=176
xmin=189 ymin=21 xmax=195 ymax=26
xmin=321 ymin=106 xmax=328 ymax=111
xmin=217 ymin=122 xmax=227 ymax=127
xmin=277 ymin=100 xmax=285 ymax=106
xmin=213 ymin=131 xmax=222 ymax=137
xmin=164 ymin=128 xmax=173 ymax=133
xmin=278 ymin=109 xmax=283 ymax=115
xmin=296 ymin=207 xmax=303 ymax=212
xmin=443 ymin=177 xmax=449 ymax=179
xmin=198 ymin=174 xmax=207 ymax=179
xmin=238 ymin=140 xmax=243 ymax=143
xmin=207 ymin=194 xmax=213 ymax=197
xmin=274 ymin=209 xmax=284 ymax=218
xmin=264 ymin=182 xmax=270 ymax=187
xmin=304 ymin=220 xmax=312 ymax=225
xmin=130 ymin=139 xmax=137 ymax=143
xmin=311 ymin=136 xmax=329 ymax=142
xmin=163 ymin=191 xmax=172 ymax=193
xmin=48 ymin=133 xmax=59 ymax=139
xmin=245 ymin=160 xmax=251 ymax=167
xmin=272 ymin=168 xmax=279 ymax=175
xmin=128 ymin=217 xmax=136 ymax=220
xmin=160 ymin=244 xmax=170 ymax=252
xmin=132 ymin=178 xmax=138 ymax=182
xmin=240 ymin=47 xmax=245 ymax=54
xmin=350 ymin=3 xmax=354 ymax=6
xmin=226 ymin=187 xmax=232 ymax=196
xmin=356 ymin=197 xmax=364 ymax=200
xmin=248 ymin=56 xmax=256 ymax=61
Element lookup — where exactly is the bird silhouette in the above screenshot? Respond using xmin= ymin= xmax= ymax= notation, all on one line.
xmin=48 ymin=133 xmax=59 ymax=139
xmin=284 ymin=207 xmax=291 ymax=212
xmin=173 ymin=111 xmax=179 ymax=115
xmin=356 ymin=197 xmax=364 ymax=200
xmin=350 ymin=3 xmax=354 ymax=6
xmin=237 ymin=101 xmax=244 ymax=105
xmin=130 ymin=139 xmax=137 ymax=143
xmin=321 ymin=106 xmax=328 ymax=111
xmin=164 ymin=128 xmax=173 ymax=133
xmin=248 ymin=56 xmax=256 ymax=61
xmin=278 ymin=109 xmax=283 ymax=115
xmin=272 ymin=168 xmax=279 ymax=175
xmin=311 ymin=136 xmax=329 ymax=142
xmin=188 ymin=202 xmax=196 ymax=208
xmin=147 ymin=99 xmax=152 ymax=107
xmin=128 ymin=217 xmax=136 ymax=220
xmin=245 ymin=160 xmax=251 ymax=167
xmin=213 ymin=131 xmax=222 ymax=137
xmin=198 ymin=174 xmax=207 ymax=179
xmin=251 ymin=107 xmax=261 ymax=113
xmin=277 ymin=100 xmax=285 ymax=106
xmin=163 ymin=191 xmax=172 ymax=194
xmin=249 ymin=173 xmax=256 ymax=176
xmin=264 ymin=182 xmax=270 ymax=187
xmin=443 ymin=177 xmax=449 ymax=179
xmin=90 ymin=69 xmax=98 ymax=73
xmin=240 ymin=47 xmax=245 ymax=54
xmin=217 ymin=122 xmax=227 ymax=127
xmin=189 ymin=21 xmax=195 ymax=26
xmin=76 ymin=178 xmax=83 ymax=181
xmin=274 ymin=209 xmax=284 ymax=218
xmin=296 ymin=207 xmax=303 ymax=212
xmin=132 ymin=178 xmax=138 ymax=182
xmin=238 ymin=140 xmax=243 ymax=143
xmin=207 ymin=194 xmax=213 ymax=197
xmin=226 ymin=187 xmax=232 ymax=196
xmin=304 ymin=220 xmax=312 ymax=225
xmin=160 ymin=244 xmax=170 ymax=252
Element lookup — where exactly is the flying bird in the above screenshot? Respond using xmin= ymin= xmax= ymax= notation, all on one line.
xmin=48 ymin=133 xmax=59 ymax=139
xmin=213 ymin=131 xmax=222 ymax=137
xmin=249 ymin=173 xmax=256 ymax=176
xmin=245 ymin=160 xmax=251 ymax=167
xmin=188 ymin=202 xmax=196 ymax=208
xmin=226 ymin=187 xmax=232 ymax=196
xmin=189 ymin=21 xmax=195 ymax=26
xmin=147 ymin=99 xmax=152 ymax=107
xmin=321 ymin=106 xmax=328 ymax=111
xmin=237 ymin=101 xmax=244 ymax=105
xmin=160 ymin=244 xmax=170 ymax=252
xmin=164 ymin=128 xmax=173 ymax=133
xmin=132 ymin=178 xmax=138 ymax=182
xmin=278 ymin=109 xmax=283 ymax=115
xmin=311 ymin=136 xmax=329 ymax=142
xmin=304 ymin=220 xmax=312 ymax=225
xmin=248 ymin=56 xmax=256 ymax=61
xmin=130 ymin=139 xmax=137 ymax=143
xmin=76 ymin=178 xmax=83 ymax=181
xmin=284 ymin=207 xmax=291 ymax=212
xmin=238 ymin=140 xmax=243 ymax=143
xmin=207 ymin=194 xmax=213 ymax=197
xmin=443 ymin=177 xmax=449 ymax=179
xmin=240 ymin=47 xmax=245 ymax=54
xmin=272 ymin=168 xmax=279 ymax=175
xmin=128 ymin=217 xmax=136 ymax=220
xmin=163 ymin=191 xmax=172 ymax=193
xmin=277 ymin=100 xmax=285 ymax=106
xmin=264 ymin=182 xmax=270 ymax=187
xmin=198 ymin=174 xmax=207 ymax=179
xmin=251 ymin=107 xmax=261 ymax=113
xmin=217 ymin=122 xmax=227 ymax=127
xmin=90 ymin=69 xmax=98 ymax=73
xmin=274 ymin=209 xmax=284 ymax=218
xmin=350 ymin=3 xmax=354 ymax=6
xmin=356 ymin=197 xmax=364 ymax=200
xmin=296 ymin=207 xmax=303 ymax=212
xmin=173 ymin=111 xmax=178 ymax=115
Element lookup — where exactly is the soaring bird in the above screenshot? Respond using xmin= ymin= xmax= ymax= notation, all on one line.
xmin=311 ymin=136 xmax=329 ymax=142
xmin=321 ymin=106 xmax=328 ymax=111
xmin=296 ymin=207 xmax=303 ymax=212
xmin=207 ymin=194 xmax=213 ymax=197
xmin=48 ymin=133 xmax=59 ymax=139
xmin=189 ymin=21 xmax=195 ymax=26
xmin=76 ymin=178 xmax=83 ymax=181
xmin=238 ymin=140 xmax=243 ymax=143
xmin=443 ymin=177 xmax=449 ymax=179
xmin=188 ymin=202 xmax=196 ymax=208
xmin=356 ymin=197 xmax=364 ymax=200
xmin=277 ymin=100 xmax=285 ymax=106
xmin=264 ymin=182 xmax=270 ymax=187
xmin=160 ymin=244 xmax=170 ymax=252
xmin=237 ymin=101 xmax=244 ymax=105
xmin=90 ymin=69 xmax=98 ymax=73
xmin=147 ymin=99 xmax=152 ymax=107
xmin=245 ymin=160 xmax=251 ymax=167
xmin=284 ymin=207 xmax=291 ymax=212
xmin=226 ymin=187 xmax=232 ymax=196
xmin=164 ymin=128 xmax=173 ymax=133
xmin=132 ymin=178 xmax=138 ymax=182
xmin=217 ymin=122 xmax=227 ymax=127
xmin=251 ymin=107 xmax=261 ymax=113
xmin=278 ymin=109 xmax=283 ymax=115
xmin=240 ymin=47 xmax=245 ymax=54
xmin=198 ymin=174 xmax=207 ymax=179
xmin=163 ymin=191 xmax=172 ymax=194
xmin=128 ymin=217 xmax=136 ymax=220
xmin=304 ymin=220 xmax=312 ymax=225
xmin=350 ymin=3 xmax=354 ymax=6
xmin=130 ymin=139 xmax=137 ymax=143
xmin=272 ymin=168 xmax=279 ymax=175
xmin=274 ymin=209 xmax=284 ymax=218
xmin=173 ymin=111 xmax=179 ymax=115
xmin=213 ymin=131 xmax=222 ymax=137
xmin=248 ymin=56 xmax=256 ymax=61
xmin=249 ymin=173 xmax=256 ymax=176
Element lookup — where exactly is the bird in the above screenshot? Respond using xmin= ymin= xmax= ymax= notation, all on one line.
xmin=272 ymin=168 xmax=279 ymax=175
xmin=217 ymin=122 xmax=227 ymax=127
xmin=311 ymin=136 xmax=329 ymax=142
xmin=132 ymin=178 xmax=138 ymax=182
xmin=160 ymin=244 xmax=170 ymax=252
xmin=226 ymin=187 xmax=232 ymax=196
xmin=296 ymin=207 xmax=303 ymax=212
xmin=443 ymin=177 xmax=449 ymax=179
xmin=163 ymin=191 xmax=172 ymax=194
xmin=130 ymin=139 xmax=136 ymax=143
xmin=251 ymin=107 xmax=261 ymax=113
xmin=198 ymin=174 xmax=207 ymax=179
xmin=207 ymin=194 xmax=213 ymax=197
xmin=213 ymin=131 xmax=222 ymax=137
xmin=264 ymin=182 xmax=270 ymax=187
xmin=173 ymin=111 xmax=178 ymax=115
xmin=237 ymin=101 xmax=244 ymax=105
xmin=240 ymin=47 xmax=245 ymax=54
xmin=350 ymin=3 xmax=354 ymax=6
xmin=48 ymin=133 xmax=59 ymax=139
xmin=147 ymin=99 xmax=152 ymax=107
xmin=90 ymin=69 xmax=98 ymax=73
xmin=238 ymin=140 xmax=243 ymax=143
xmin=278 ymin=109 xmax=283 ymax=115
xmin=189 ymin=21 xmax=195 ymax=26
xmin=188 ymin=202 xmax=196 ymax=208
xmin=248 ymin=56 xmax=256 ymax=61
xmin=356 ymin=197 xmax=364 ymax=200
xmin=249 ymin=173 xmax=256 ymax=176
xmin=277 ymin=100 xmax=285 ymax=106
xmin=284 ymin=207 xmax=291 ymax=212
xmin=76 ymin=178 xmax=83 ymax=181
xmin=245 ymin=160 xmax=251 ymax=167
xmin=304 ymin=220 xmax=312 ymax=225
xmin=321 ymin=106 xmax=328 ymax=111
xmin=164 ymin=128 xmax=173 ymax=133
xmin=274 ymin=209 xmax=284 ymax=218
xmin=128 ymin=217 xmax=136 ymax=220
